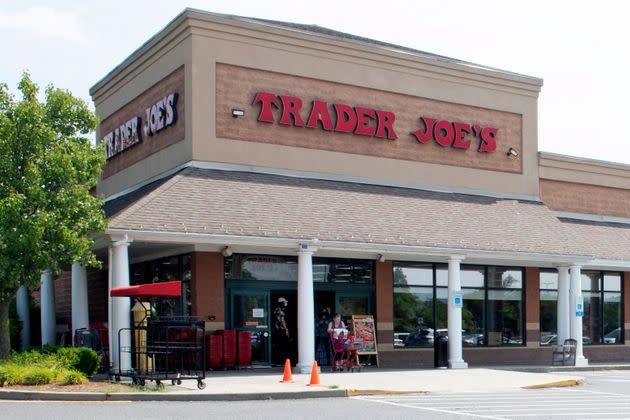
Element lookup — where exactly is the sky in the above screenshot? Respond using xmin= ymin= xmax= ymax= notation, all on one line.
xmin=1 ymin=0 xmax=629 ymax=164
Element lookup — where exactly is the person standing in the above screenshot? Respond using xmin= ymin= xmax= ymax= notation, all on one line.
xmin=315 ymin=309 xmax=331 ymax=366
xmin=272 ymin=297 xmax=290 ymax=365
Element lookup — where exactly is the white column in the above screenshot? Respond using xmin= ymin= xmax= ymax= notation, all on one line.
xmin=16 ymin=285 xmax=30 ymax=350
xmin=71 ymin=262 xmax=90 ymax=342
xmin=40 ymin=270 xmax=56 ymax=347
xmin=296 ymin=243 xmax=316 ymax=374
xmin=110 ymin=236 xmax=132 ymax=373
xmin=447 ymin=256 xmax=468 ymax=369
xmin=569 ymin=265 xmax=588 ymax=366
xmin=557 ymin=266 xmax=570 ymax=344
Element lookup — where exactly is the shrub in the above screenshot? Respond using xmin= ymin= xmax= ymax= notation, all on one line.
xmin=0 ymin=364 xmax=55 ymax=386
xmin=58 ymin=369 xmax=87 ymax=385
xmin=0 ymin=346 xmax=101 ymax=386
xmin=55 ymin=347 xmax=80 ymax=369
xmin=21 ymin=367 xmax=55 ymax=385
xmin=74 ymin=348 xmax=101 ymax=377
xmin=56 ymin=347 xmax=100 ymax=377
xmin=9 ymin=349 xmax=50 ymax=367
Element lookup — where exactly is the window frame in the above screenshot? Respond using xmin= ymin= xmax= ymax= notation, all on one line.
xmin=393 ymin=262 xmax=525 ymax=348
xmin=538 ymin=269 xmax=624 ymax=346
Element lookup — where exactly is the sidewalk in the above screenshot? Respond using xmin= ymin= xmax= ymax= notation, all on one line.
xmin=0 ymin=367 xmax=585 ymax=401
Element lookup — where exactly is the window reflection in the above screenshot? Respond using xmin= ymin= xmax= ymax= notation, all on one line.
xmin=394 ymin=263 xmax=523 ymax=349
xmin=539 ymin=270 xmax=623 ymax=345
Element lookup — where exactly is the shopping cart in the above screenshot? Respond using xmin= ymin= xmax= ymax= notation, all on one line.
xmin=110 ymin=280 xmax=206 ymax=389
xmin=330 ymin=331 xmax=365 ymax=372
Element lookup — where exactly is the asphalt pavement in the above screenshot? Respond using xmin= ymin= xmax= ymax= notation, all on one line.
xmin=3 ymin=370 xmax=630 ymax=419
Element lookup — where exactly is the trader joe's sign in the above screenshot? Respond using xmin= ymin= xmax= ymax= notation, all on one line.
xmin=253 ymin=91 xmax=497 ymax=152
xmin=102 ymin=92 xmax=178 ymax=160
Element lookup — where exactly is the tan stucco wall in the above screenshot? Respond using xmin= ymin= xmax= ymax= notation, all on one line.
xmin=93 ymin=28 xmax=194 ymax=198
xmin=93 ymin=10 xmax=542 ymax=199
xmin=189 ymin=16 xmax=541 ymax=198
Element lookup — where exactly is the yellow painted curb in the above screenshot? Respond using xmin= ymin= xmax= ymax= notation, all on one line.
xmin=521 ymin=379 xmax=582 ymax=389
xmin=346 ymin=389 xmax=426 ymax=396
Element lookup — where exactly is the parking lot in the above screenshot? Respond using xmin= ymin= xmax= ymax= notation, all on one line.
xmin=355 ymin=370 xmax=630 ymax=419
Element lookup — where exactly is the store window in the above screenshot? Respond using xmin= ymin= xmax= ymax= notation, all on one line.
xmin=225 ymin=255 xmax=373 ymax=284
xmin=393 ymin=264 xmax=434 ymax=348
xmin=226 ymin=255 xmax=298 ymax=281
xmin=539 ymin=270 xmax=623 ymax=345
xmin=583 ymin=271 xmax=623 ymax=345
xmin=393 ymin=263 xmax=524 ymax=348
xmin=130 ymin=254 xmax=192 ymax=317
xmin=539 ymin=270 xmax=558 ymax=345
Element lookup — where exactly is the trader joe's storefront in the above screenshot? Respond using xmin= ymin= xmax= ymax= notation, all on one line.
xmin=224 ymin=254 xmax=375 ymax=366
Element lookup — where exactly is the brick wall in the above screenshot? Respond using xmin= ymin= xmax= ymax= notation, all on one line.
xmin=375 ymin=260 xmax=393 ymax=346
xmin=191 ymin=252 xmax=225 ymax=331
xmin=380 ymin=345 xmax=630 ymax=368
xmin=87 ymin=268 xmax=108 ymax=324
xmin=216 ymin=64 xmax=523 ymax=174
xmin=100 ymin=66 xmax=185 ymax=179
xmin=625 ymin=272 xmax=630 ymax=344
xmin=54 ymin=269 xmax=72 ymax=326
xmin=525 ymin=267 xmax=540 ymax=346
xmin=540 ymin=179 xmax=630 ymax=219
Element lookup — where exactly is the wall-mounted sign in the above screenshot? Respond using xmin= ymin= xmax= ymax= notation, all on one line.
xmin=576 ymin=295 xmax=584 ymax=317
xmin=412 ymin=117 xmax=497 ymax=152
xmin=252 ymin=91 xmax=498 ymax=152
xmin=451 ymin=292 xmax=463 ymax=308
xmin=102 ymin=92 xmax=178 ymax=160
xmin=254 ymin=92 xmax=398 ymax=140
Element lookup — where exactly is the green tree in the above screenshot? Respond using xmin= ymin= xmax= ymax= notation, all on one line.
xmin=0 ymin=73 xmax=106 ymax=359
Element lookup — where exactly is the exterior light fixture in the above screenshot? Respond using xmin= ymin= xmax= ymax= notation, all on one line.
xmin=507 ymin=147 xmax=519 ymax=157
xmin=232 ymin=109 xmax=245 ymax=118
xmin=377 ymin=254 xmax=386 ymax=263
xmin=221 ymin=246 xmax=233 ymax=257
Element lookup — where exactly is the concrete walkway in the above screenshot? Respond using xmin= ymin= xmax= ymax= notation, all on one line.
xmin=175 ymin=368 xmax=583 ymax=395
xmin=0 ymin=367 xmax=584 ymax=401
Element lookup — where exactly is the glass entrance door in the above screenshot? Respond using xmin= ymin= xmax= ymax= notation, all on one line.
xmin=232 ymin=291 xmax=270 ymax=366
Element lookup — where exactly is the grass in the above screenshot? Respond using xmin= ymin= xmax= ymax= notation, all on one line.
xmin=0 ymin=348 xmax=93 ymax=387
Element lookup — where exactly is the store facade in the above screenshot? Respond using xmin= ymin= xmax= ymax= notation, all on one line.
xmin=27 ymin=9 xmax=630 ymax=371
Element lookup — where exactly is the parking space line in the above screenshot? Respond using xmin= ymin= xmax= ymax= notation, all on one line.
xmin=355 ymin=395 xmax=507 ymax=420
xmin=356 ymin=389 xmax=630 ymax=420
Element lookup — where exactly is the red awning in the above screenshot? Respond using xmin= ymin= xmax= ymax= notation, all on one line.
xmin=110 ymin=280 xmax=181 ymax=298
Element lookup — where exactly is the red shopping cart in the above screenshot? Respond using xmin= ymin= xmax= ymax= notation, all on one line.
xmin=330 ymin=331 xmax=365 ymax=372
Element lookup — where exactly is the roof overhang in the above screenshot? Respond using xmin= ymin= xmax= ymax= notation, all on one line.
xmin=106 ymin=227 xmax=592 ymax=267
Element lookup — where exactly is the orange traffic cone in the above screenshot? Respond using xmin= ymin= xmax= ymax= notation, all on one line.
xmin=280 ymin=359 xmax=293 ymax=383
xmin=307 ymin=360 xmax=320 ymax=386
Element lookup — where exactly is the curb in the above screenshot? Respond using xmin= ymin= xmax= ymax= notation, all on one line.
xmin=498 ymin=365 xmax=630 ymax=374
xmin=346 ymin=389 xmax=426 ymax=396
xmin=521 ymin=379 xmax=583 ymax=389
xmin=0 ymin=388 xmax=347 ymax=402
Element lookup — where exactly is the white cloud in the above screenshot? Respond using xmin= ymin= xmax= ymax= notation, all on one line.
xmin=0 ymin=6 xmax=85 ymax=43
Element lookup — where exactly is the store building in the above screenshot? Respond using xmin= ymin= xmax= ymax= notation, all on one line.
xmin=26 ymin=9 xmax=630 ymax=371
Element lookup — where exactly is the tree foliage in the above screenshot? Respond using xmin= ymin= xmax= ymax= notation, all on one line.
xmin=0 ymin=73 xmax=106 ymax=358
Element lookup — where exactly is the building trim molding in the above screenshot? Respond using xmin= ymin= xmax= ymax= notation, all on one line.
xmin=104 ymin=160 xmax=542 ymax=203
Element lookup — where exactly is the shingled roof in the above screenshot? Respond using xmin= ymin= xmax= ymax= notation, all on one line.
xmin=104 ymin=167 xmax=599 ymax=259
xmin=558 ymin=218 xmax=630 ymax=262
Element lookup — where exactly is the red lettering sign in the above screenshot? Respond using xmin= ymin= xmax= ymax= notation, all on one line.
xmin=253 ymin=92 xmax=397 ymax=141
xmin=412 ymin=116 xmax=497 ymax=153
xmin=252 ymin=92 xmax=499 ymax=153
